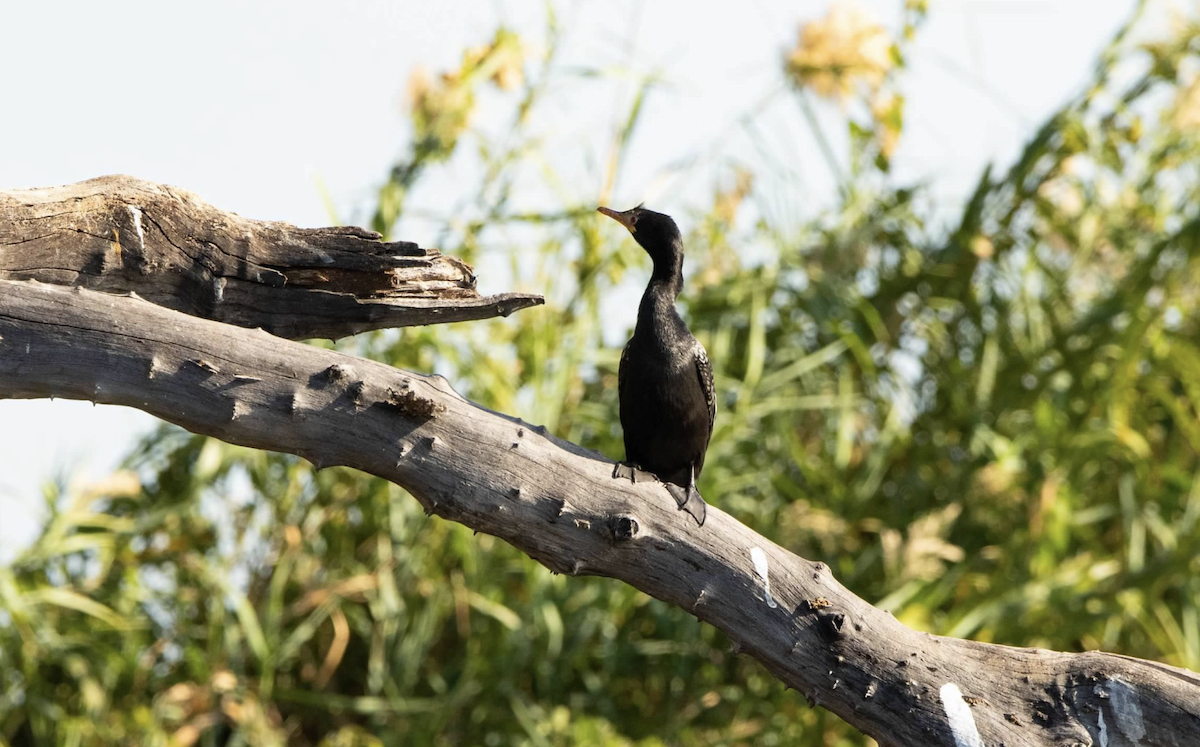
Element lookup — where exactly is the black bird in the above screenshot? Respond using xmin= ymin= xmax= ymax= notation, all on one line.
xmin=599 ymin=204 xmax=715 ymax=526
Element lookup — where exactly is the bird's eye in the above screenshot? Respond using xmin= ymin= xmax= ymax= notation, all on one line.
xmin=630 ymin=213 xmax=639 ymax=225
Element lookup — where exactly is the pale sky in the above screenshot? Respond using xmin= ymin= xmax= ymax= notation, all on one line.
xmin=0 ymin=0 xmax=1142 ymax=555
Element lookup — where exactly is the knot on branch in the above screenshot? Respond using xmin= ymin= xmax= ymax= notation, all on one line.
xmin=322 ymin=364 xmax=350 ymax=384
xmin=612 ymin=515 xmax=640 ymax=541
xmin=386 ymin=384 xmax=445 ymax=419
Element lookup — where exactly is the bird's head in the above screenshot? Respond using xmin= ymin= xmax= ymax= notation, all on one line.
xmin=598 ymin=204 xmax=683 ymax=266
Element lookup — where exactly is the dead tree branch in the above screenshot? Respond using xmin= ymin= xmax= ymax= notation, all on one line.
xmin=0 ymin=176 xmax=543 ymax=339
xmin=1 ymin=279 xmax=1198 ymax=747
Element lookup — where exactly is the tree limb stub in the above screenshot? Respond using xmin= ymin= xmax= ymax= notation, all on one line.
xmin=2 ymin=279 xmax=1198 ymax=747
xmin=0 ymin=176 xmax=543 ymax=339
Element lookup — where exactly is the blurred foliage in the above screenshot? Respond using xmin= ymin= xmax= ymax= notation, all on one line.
xmin=6 ymin=1 xmax=1200 ymax=745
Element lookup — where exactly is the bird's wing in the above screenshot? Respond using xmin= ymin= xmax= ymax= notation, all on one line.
xmin=694 ymin=341 xmax=716 ymax=475
xmin=618 ymin=341 xmax=631 ymax=395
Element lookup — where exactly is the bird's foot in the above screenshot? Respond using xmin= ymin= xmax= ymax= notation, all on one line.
xmin=613 ymin=461 xmax=642 ymax=483
xmin=664 ymin=482 xmax=707 ymax=527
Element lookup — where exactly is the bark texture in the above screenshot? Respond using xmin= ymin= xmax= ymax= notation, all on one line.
xmin=0 ymin=176 xmax=543 ymax=339
xmin=2 ymin=278 xmax=1199 ymax=747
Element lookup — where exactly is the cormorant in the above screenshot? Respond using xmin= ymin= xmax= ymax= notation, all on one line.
xmin=598 ymin=204 xmax=715 ymax=526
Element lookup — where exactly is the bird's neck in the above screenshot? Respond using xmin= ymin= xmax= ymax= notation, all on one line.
xmin=648 ymin=239 xmax=685 ymax=297
xmin=637 ymin=253 xmax=686 ymax=338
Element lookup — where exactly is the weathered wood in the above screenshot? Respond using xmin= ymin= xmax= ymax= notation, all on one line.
xmin=2 ymin=278 xmax=1197 ymax=747
xmin=0 ymin=176 xmax=543 ymax=339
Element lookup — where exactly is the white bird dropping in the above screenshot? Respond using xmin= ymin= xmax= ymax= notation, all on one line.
xmin=939 ymin=683 xmax=983 ymax=747
xmin=749 ymin=547 xmax=778 ymax=609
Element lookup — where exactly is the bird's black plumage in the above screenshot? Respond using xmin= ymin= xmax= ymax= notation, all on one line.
xmin=599 ymin=204 xmax=715 ymax=526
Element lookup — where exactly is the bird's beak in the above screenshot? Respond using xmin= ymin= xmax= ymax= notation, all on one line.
xmin=597 ymin=206 xmax=637 ymax=234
